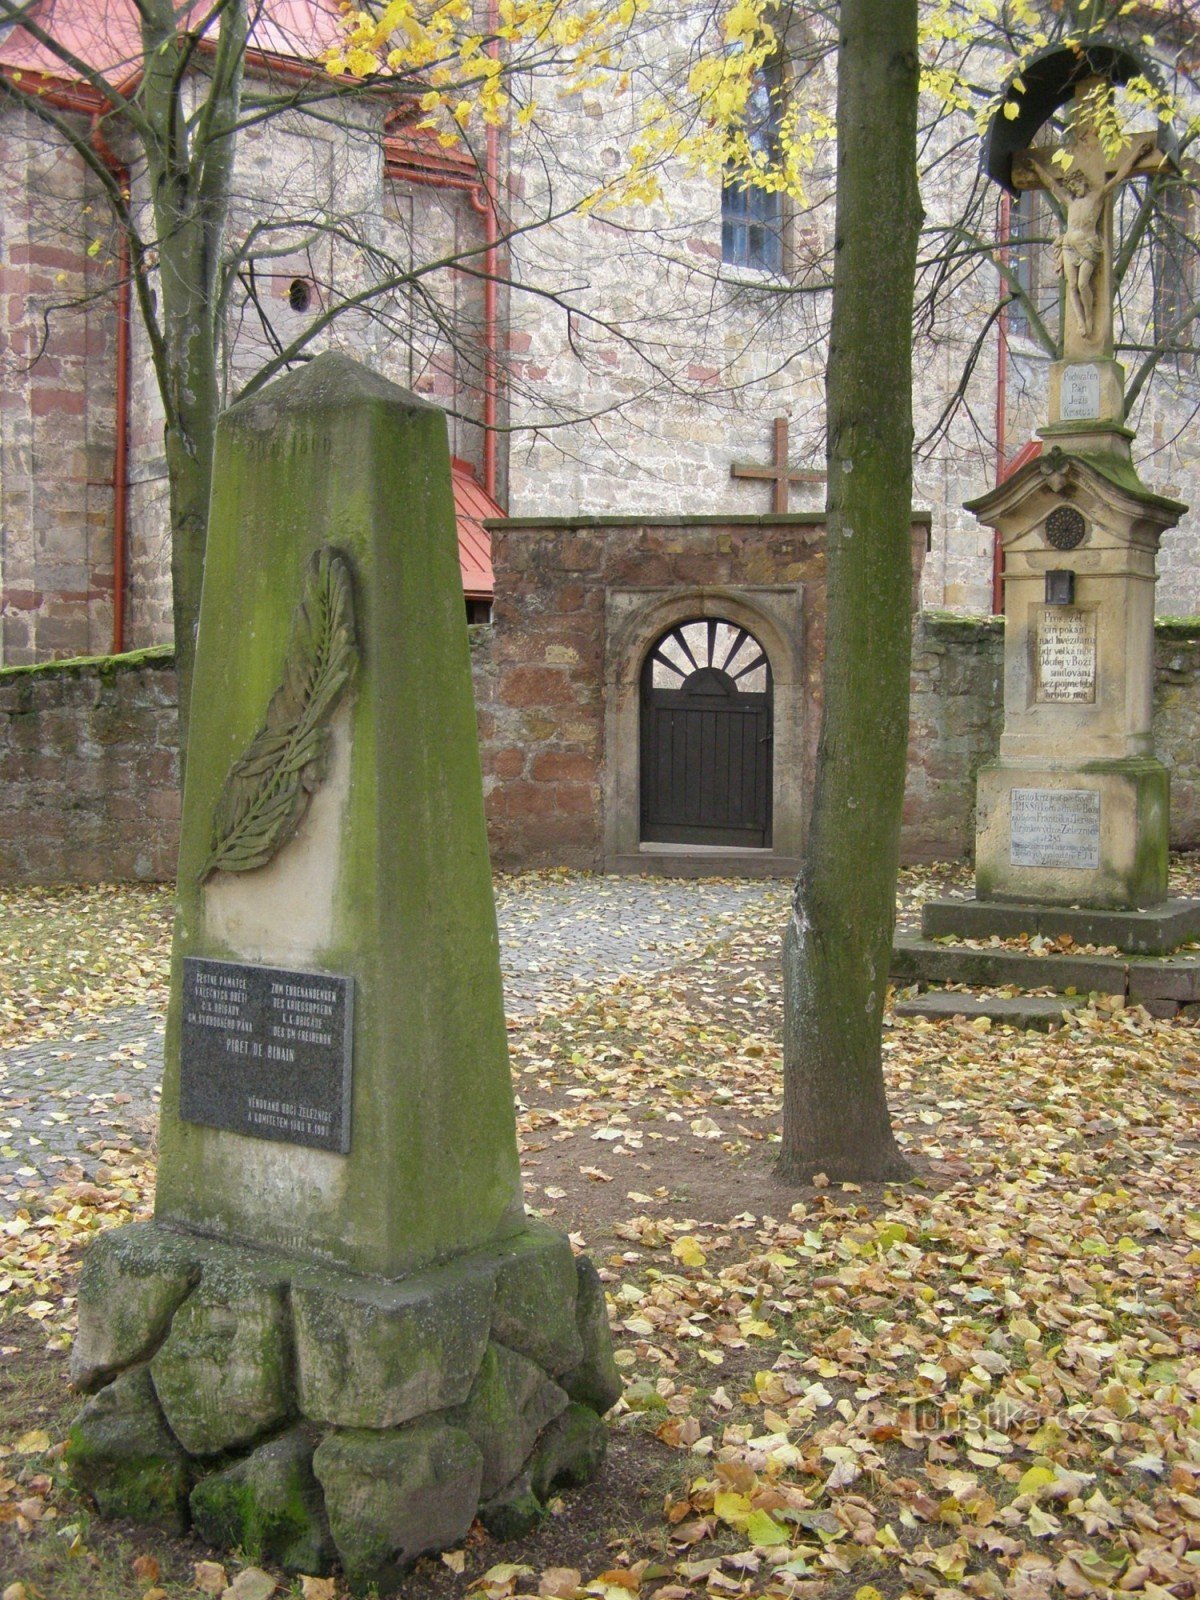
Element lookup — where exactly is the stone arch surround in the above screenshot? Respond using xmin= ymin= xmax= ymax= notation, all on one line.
xmin=603 ymin=585 xmax=808 ymax=875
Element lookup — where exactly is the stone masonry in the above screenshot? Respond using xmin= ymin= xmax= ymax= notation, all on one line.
xmin=0 ymin=645 xmax=179 ymax=880
xmin=5 ymin=607 xmax=1200 ymax=884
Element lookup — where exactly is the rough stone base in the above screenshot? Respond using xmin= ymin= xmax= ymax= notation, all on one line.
xmin=67 ymin=1220 xmax=620 ymax=1592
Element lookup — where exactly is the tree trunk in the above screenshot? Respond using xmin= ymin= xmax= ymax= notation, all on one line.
xmin=777 ymin=0 xmax=921 ymax=1184
xmin=140 ymin=0 xmax=246 ymax=753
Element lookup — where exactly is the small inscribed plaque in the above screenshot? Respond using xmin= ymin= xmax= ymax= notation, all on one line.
xmin=1010 ymin=788 xmax=1100 ymax=870
xmin=181 ymin=957 xmax=353 ymax=1152
xmin=1036 ymin=607 xmax=1096 ymax=703
xmin=1061 ymin=363 xmax=1101 ymax=421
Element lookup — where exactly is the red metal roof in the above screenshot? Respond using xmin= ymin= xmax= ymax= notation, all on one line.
xmin=0 ymin=0 xmax=344 ymax=77
xmin=452 ymin=458 xmax=498 ymax=601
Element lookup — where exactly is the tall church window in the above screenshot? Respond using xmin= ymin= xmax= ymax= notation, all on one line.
xmin=721 ymin=55 xmax=785 ymax=273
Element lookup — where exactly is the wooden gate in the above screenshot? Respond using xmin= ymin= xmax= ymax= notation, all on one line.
xmin=640 ymin=619 xmax=773 ymax=847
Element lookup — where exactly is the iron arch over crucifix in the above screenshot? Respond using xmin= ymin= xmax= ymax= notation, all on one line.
xmin=639 ymin=618 xmax=774 ymax=848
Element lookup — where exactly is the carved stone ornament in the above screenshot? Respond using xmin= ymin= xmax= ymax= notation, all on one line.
xmin=202 ymin=546 xmax=358 ymax=880
xmin=1045 ymin=505 xmax=1087 ymax=551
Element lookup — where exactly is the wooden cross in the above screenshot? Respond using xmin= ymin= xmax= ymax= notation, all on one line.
xmin=730 ymin=416 xmax=825 ymax=513
xmin=1011 ymin=78 xmax=1170 ymax=361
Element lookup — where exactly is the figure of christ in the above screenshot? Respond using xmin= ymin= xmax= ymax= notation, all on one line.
xmin=1026 ymin=133 xmax=1159 ymax=344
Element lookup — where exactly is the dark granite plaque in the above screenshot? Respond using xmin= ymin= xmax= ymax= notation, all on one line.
xmin=180 ymin=957 xmax=353 ymax=1152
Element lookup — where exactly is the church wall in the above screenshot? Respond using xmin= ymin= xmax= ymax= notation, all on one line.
xmin=0 ymin=104 xmax=122 ymax=662
xmin=0 ymin=78 xmax=492 ymax=662
xmin=498 ymin=40 xmax=1004 ymax=614
xmin=499 ymin=40 xmax=1200 ymax=620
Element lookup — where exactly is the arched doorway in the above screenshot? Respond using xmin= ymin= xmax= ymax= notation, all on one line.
xmin=640 ymin=618 xmax=773 ymax=847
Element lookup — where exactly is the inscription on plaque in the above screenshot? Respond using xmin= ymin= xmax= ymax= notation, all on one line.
xmin=1010 ymin=788 xmax=1100 ymax=870
xmin=181 ymin=957 xmax=353 ymax=1152
xmin=1060 ymin=363 xmax=1101 ymax=421
xmin=1036 ymin=607 xmax=1096 ymax=703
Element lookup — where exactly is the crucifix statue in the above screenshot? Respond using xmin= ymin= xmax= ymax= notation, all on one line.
xmin=1012 ymin=77 xmax=1168 ymax=362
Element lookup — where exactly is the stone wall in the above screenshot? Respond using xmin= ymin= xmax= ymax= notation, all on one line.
xmin=902 ymin=614 xmax=1200 ymax=863
xmin=4 ymin=617 xmax=1200 ymax=884
xmin=0 ymin=648 xmax=180 ymax=881
xmin=904 ymin=614 xmax=1005 ymax=863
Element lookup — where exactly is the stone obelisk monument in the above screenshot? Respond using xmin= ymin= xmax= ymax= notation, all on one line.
xmin=964 ymin=58 xmax=1186 ymax=915
xmin=65 ymin=356 xmax=619 ymax=1591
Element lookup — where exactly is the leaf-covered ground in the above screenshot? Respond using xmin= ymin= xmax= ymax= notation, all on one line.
xmin=2 ymin=869 xmax=1199 ymax=1600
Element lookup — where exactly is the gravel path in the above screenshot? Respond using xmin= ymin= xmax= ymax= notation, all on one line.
xmin=0 ymin=875 xmax=782 ymax=1187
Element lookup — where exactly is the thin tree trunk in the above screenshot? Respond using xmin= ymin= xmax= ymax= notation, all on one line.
xmin=777 ymin=0 xmax=921 ymax=1184
xmin=140 ymin=0 xmax=246 ymax=753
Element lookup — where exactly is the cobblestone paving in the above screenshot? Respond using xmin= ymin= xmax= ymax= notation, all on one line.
xmin=0 ymin=875 xmax=783 ymax=1188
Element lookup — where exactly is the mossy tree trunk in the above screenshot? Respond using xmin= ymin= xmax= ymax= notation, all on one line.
xmin=777 ymin=0 xmax=921 ymax=1184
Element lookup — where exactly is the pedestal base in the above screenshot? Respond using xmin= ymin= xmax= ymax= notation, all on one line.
xmin=66 ymin=1220 xmax=619 ymax=1593
xmin=975 ymin=757 xmax=1169 ymax=910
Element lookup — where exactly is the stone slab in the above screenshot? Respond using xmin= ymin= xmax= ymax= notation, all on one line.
xmin=66 ymin=1366 xmax=192 ymax=1533
xmin=529 ymin=1402 xmax=608 ymax=1503
xmin=892 ymin=993 xmax=1084 ymax=1030
xmin=489 ymin=1221 xmax=583 ymax=1376
xmin=452 ymin=1342 xmax=568 ymax=1499
xmin=189 ymin=1426 xmax=335 ymax=1575
xmin=559 ymin=1256 xmax=622 ymax=1417
xmin=150 ymin=1270 xmax=292 ymax=1456
xmin=893 ymin=937 xmax=1200 ymax=1006
xmin=891 ymin=938 xmax=1128 ymax=994
xmin=609 ymin=850 xmax=801 ymax=880
xmin=1127 ymin=960 xmax=1200 ymax=1004
xmin=975 ymin=759 xmax=1169 ymax=910
xmin=920 ymin=896 xmax=1200 ymax=957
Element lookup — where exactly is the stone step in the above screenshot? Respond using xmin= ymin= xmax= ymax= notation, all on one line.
xmin=893 ymin=992 xmax=1085 ymax=1030
xmin=920 ymin=896 xmax=1200 ymax=958
xmin=891 ymin=938 xmax=1127 ymax=994
xmin=892 ymin=937 xmax=1200 ymax=1016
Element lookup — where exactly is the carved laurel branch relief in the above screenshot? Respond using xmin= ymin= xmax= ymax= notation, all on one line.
xmin=202 ymin=546 xmax=358 ymax=880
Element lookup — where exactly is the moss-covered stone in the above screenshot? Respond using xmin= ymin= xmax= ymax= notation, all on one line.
xmin=313 ymin=1419 xmax=482 ymax=1594
xmin=153 ymin=353 xmax=525 ymax=1280
xmin=489 ymin=1222 xmax=583 ymax=1375
xmin=0 ymin=645 xmax=174 ymax=683
xmin=478 ymin=1473 xmax=545 ymax=1540
xmin=150 ymin=1263 xmax=291 ymax=1455
xmin=66 ymin=1366 xmax=191 ymax=1532
xmin=1156 ymin=616 xmax=1200 ymax=641
xmin=558 ymin=1256 xmax=621 ymax=1415
xmin=70 ymin=1221 xmax=202 ymax=1393
xmin=452 ymin=1341 xmax=568 ymax=1498
xmin=293 ymin=1251 xmax=494 ymax=1429
xmin=528 ymin=1402 xmax=608 ymax=1502
xmin=189 ymin=1425 xmax=335 ymax=1574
